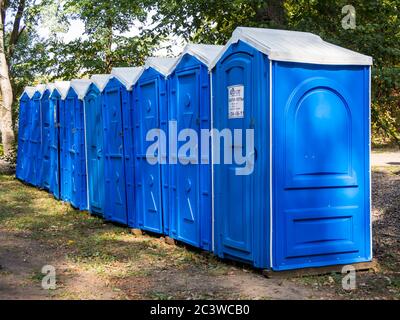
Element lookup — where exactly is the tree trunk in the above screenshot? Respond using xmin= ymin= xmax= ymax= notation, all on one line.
xmin=0 ymin=0 xmax=15 ymax=156
xmin=105 ymin=20 xmax=113 ymax=73
xmin=8 ymin=0 xmax=26 ymax=59
xmin=255 ymin=0 xmax=287 ymax=28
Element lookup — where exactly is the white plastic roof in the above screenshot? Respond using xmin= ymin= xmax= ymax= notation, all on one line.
xmin=144 ymin=57 xmax=179 ymax=77
xmin=209 ymin=27 xmax=373 ymax=69
xmin=37 ymin=83 xmax=56 ymax=97
xmin=91 ymin=74 xmax=113 ymax=92
xmin=169 ymin=44 xmax=224 ymax=74
xmin=54 ymin=81 xmax=71 ymax=100
xmin=21 ymin=86 xmax=37 ymax=99
xmin=36 ymin=84 xmax=47 ymax=97
xmin=46 ymin=83 xmax=56 ymax=93
xmin=111 ymin=67 xmax=144 ymax=90
xmin=71 ymin=79 xmax=92 ymax=100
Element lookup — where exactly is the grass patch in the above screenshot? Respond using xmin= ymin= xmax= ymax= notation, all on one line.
xmin=148 ymin=291 xmax=173 ymax=300
xmin=2 ymin=171 xmax=399 ymax=300
xmin=0 ymin=175 xmax=220 ymax=286
xmin=29 ymin=270 xmax=45 ymax=282
xmin=297 ymin=272 xmax=341 ymax=288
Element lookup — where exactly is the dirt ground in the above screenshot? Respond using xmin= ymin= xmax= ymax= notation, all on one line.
xmin=0 ymin=161 xmax=399 ymax=300
xmin=0 ymin=159 xmax=14 ymax=175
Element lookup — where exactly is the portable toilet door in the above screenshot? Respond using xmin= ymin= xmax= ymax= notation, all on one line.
xmin=134 ymin=57 xmax=178 ymax=234
xmin=211 ymin=27 xmax=372 ymax=271
xmin=60 ymin=80 xmax=88 ymax=210
xmin=59 ymin=82 xmax=72 ymax=203
xmin=96 ymin=68 xmax=144 ymax=226
xmin=39 ymin=85 xmax=54 ymax=190
xmin=49 ymin=83 xmax=65 ymax=199
xmin=26 ymin=85 xmax=46 ymax=186
xmin=67 ymin=79 xmax=90 ymax=211
xmin=111 ymin=67 xmax=144 ymax=228
xmin=92 ymin=74 xmax=130 ymax=225
xmin=83 ymin=81 xmax=105 ymax=217
xmin=16 ymin=87 xmax=36 ymax=182
xmin=168 ymin=44 xmax=223 ymax=251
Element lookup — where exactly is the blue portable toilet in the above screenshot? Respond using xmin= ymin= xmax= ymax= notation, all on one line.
xmin=111 ymin=67 xmax=144 ymax=228
xmin=83 ymin=78 xmax=105 ymax=217
xmin=48 ymin=82 xmax=66 ymax=199
xmin=16 ymin=86 xmax=36 ymax=182
xmin=38 ymin=84 xmax=54 ymax=190
xmin=91 ymin=68 xmax=143 ymax=226
xmin=59 ymin=80 xmax=89 ymax=210
xmin=134 ymin=57 xmax=178 ymax=234
xmin=26 ymin=84 xmax=46 ymax=186
xmin=167 ymin=44 xmax=223 ymax=250
xmin=210 ymin=27 xmax=373 ymax=271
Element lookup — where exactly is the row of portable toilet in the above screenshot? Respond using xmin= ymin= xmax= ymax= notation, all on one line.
xmin=17 ymin=81 xmax=88 ymax=209
xmin=16 ymin=48 xmax=217 ymax=249
xmin=17 ymin=27 xmax=373 ymax=271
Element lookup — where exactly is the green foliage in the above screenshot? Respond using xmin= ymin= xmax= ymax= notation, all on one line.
xmin=6 ymin=0 xmax=163 ymax=119
xmin=10 ymin=31 xmax=52 ymax=128
xmin=10 ymin=32 xmax=52 ymax=96
xmin=64 ymin=0 xmax=148 ymax=34
xmin=47 ymin=33 xmax=157 ymax=79
xmin=3 ymin=1 xmax=57 ymax=128
xmin=6 ymin=0 xmax=399 ymax=144
xmin=49 ymin=0 xmax=161 ymax=76
xmin=150 ymin=0 xmax=400 ymax=145
xmin=148 ymin=0 xmax=288 ymax=44
xmin=148 ymin=0 xmax=257 ymax=44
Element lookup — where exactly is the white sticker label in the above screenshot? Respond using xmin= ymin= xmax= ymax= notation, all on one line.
xmin=228 ymin=85 xmax=244 ymax=119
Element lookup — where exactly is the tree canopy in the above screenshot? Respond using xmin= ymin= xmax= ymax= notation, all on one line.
xmin=1 ymin=0 xmax=399 ymax=153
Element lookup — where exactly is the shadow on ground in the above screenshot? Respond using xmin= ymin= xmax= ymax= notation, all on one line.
xmin=0 ymin=168 xmax=399 ymax=300
xmin=0 ymin=175 xmax=320 ymax=300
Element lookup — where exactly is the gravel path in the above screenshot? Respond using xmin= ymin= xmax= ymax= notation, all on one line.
xmin=371 ymin=152 xmax=400 ymax=167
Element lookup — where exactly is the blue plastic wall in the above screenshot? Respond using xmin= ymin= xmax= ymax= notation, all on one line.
xmin=212 ymin=40 xmax=371 ymax=270
xmin=26 ymin=91 xmax=43 ymax=186
xmin=39 ymin=89 xmax=52 ymax=190
xmin=16 ymin=93 xmax=31 ymax=182
xmin=102 ymin=78 xmax=130 ymax=225
xmin=121 ymin=86 xmax=136 ymax=228
xmin=272 ymin=61 xmax=371 ymax=270
xmin=49 ymin=90 xmax=61 ymax=199
xmin=60 ymin=88 xmax=87 ymax=210
xmin=84 ymin=84 xmax=105 ymax=216
xmin=168 ymin=54 xmax=212 ymax=251
xmin=134 ymin=67 xmax=169 ymax=234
